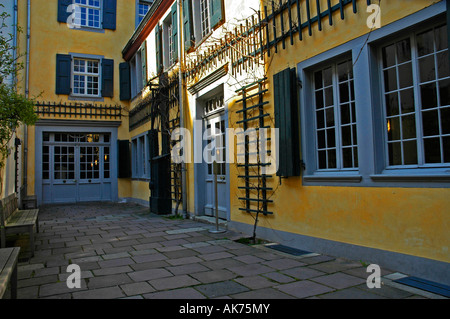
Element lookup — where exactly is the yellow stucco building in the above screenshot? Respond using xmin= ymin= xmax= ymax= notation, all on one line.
xmin=2 ymin=0 xmax=449 ymax=285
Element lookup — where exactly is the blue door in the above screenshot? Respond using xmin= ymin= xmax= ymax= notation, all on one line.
xmin=42 ymin=132 xmax=112 ymax=204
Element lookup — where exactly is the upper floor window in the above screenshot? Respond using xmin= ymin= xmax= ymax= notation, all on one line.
xmin=183 ymin=0 xmax=224 ymax=51
xmin=380 ymin=24 xmax=449 ymax=167
xmin=138 ymin=1 xmax=151 ymax=25
xmin=74 ymin=0 xmax=102 ymax=29
xmin=73 ymin=58 xmax=100 ymax=97
xmin=200 ymin=0 xmax=211 ymax=38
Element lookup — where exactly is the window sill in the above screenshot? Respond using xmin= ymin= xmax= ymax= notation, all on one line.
xmin=303 ymin=174 xmax=362 ymax=183
xmin=370 ymin=173 xmax=450 ymax=182
xmin=69 ymin=95 xmax=104 ymax=102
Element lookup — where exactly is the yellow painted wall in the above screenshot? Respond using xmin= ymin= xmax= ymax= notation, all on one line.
xmin=24 ymin=0 xmax=135 ymax=197
xmin=229 ymin=0 xmax=450 ymax=263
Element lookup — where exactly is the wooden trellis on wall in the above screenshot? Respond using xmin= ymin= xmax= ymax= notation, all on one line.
xmin=184 ymin=0 xmax=373 ymax=80
xmin=235 ymin=78 xmax=274 ymax=216
xmin=35 ymin=101 xmax=122 ymax=120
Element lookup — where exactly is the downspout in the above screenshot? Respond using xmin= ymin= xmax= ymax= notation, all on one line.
xmin=23 ymin=0 xmax=31 ymax=192
xmin=178 ymin=0 xmax=188 ymax=218
xmin=13 ymin=0 xmax=18 ymax=84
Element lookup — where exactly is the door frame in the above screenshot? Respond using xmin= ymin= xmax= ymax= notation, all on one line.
xmin=34 ymin=120 xmax=120 ymax=206
xmin=193 ymin=83 xmax=231 ymax=221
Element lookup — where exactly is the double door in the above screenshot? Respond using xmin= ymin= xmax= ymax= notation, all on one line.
xmin=42 ymin=133 xmax=112 ymax=204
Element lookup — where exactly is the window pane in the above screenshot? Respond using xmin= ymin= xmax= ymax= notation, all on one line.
xmin=439 ymin=79 xmax=450 ymax=106
xmin=420 ymin=83 xmax=438 ymax=109
xmin=437 ymin=51 xmax=449 ymax=78
xmin=324 ymin=87 xmax=334 ymax=106
xmin=418 ymin=55 xmax=436 ymax=83
xmin=316 ymin=110 xmax=325 ymax=129
xmin=327 ymin=128 xmax=336 ymax=148
xmin=341 ymin=104 xmax=351 ymax=124
xmin=396 ymin=39 xmax=412 ymax=63
xmin=423 ymin=137 xmax=441 ymax=163
xmin=402 ymin=115 xmax=417 ymax=140
xmin=327 ymin=149 xmax=336 ymax=169
xmin=317 ymin=130 xmax=326 ymax=149
xmin=435 ymin=25 xmax=448 ymax=52
xmin=342 ymin=148 xmax=353 ymax=168
xmin=325 ymin=108 xmax=335 ymax=127
xmin=422 ymin=110 xmax=440 ymax=136
xmin=403 ymin=140 xmax=418 ymax=165
xmin=398 ymin=63 xmax=413 ymax=88
xmin=441 ymin=107 xmax=450 ymax=135
xmin=400 ymin=89 xmax=415 ymax=114
xmin=443 ymin=136 xmax=450 ymax=163
xmin=386 ymin=92 xmax=399 ymax=116
xmin=388 ymin=142 xmax=402 ymax=166
xmin=318 ymin=151 xmax=327 ymax=169
xmin=341 ymin=126 xmax=352 ymax=146
xmin=382 ymin=44 xmax=396 ymax=68
xmin=384 ymin=68 xmax=397 ymax=92
xmin=339 ymin=82 xmax=349 ymax=103
xmin=417 ymin=29 xmax=434 ymax=57
xmin=387 ymin=117 xmax=400 ymax=141
xmin=315 ymin=91 xmax=324 ymax=109
xmin=314 ymin=71 xmax=323 ymax=89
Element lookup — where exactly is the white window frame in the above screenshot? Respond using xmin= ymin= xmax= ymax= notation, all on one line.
xmin=311 ymin=57 xmax=359 ymax=172
xmin=200 ymin=0 xmax=211 ymax=38
xmin=71 ymin=57 xmax=101 ymax=98
xmin=137 ymin=1 xmax=151 ymax=26
xmin=74 ymin=0 xmax=102 ymax=29
xmin=378 ymin=23 xmax=450 ymax=169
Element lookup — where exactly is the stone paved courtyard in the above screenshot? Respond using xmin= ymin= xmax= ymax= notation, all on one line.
xmin=4 ymin=202 xmax=446 ymax=299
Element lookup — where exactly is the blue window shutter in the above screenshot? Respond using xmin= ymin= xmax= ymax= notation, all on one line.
xmin=274 ymin=68 xmax=301 ymax=177
xmin=57 ymin=0 xmax=72 ymax=23
xmin=209 ymin=0 xmax=224 ymax=29
xmin=171 ymin=3 xmax=179 ymax=62
xmin=55 ymin=54 xmax=72 ymax=95
xmin=103 ymin=0 xmax=117 ymax=30
xmin=102 ymin=59 xmax=114 ymax=97
xmin=182 ymin=0 xmax=194 ymax=52
xmin=119 ymin=62 xmax=131 ymax=101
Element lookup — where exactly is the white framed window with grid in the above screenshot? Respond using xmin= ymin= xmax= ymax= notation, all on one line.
xmin=138 ymin=2 xmax=151 ymax=25
xmin=200 ymin=0 xmax=211 ymax=38
xmin=313 ymin=58 xmax=359 ymax=171
xmin=380 ymin=23 xmax=450 ymax=168
xmin=72 ymin=58 xmax=101 ymax=97
xmin=74 ymin=0 xmax=102 ymax=29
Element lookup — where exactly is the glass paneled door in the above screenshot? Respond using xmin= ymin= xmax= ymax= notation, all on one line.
xmin=204 ymin=114 xmax=227 ymax=219
xmin=42 ymin=133 xmax=112 ymax=204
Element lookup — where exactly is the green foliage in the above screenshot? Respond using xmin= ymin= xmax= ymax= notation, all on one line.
xmin=0 ymin=5 xmax=38 ymax=168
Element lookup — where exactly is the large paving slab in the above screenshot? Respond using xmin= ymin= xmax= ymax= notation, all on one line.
xmin=0 ymin=202 xmax=442 ymax=300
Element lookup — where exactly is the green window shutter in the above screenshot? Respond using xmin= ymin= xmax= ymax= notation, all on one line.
xmin=182 ymin=0 xmax=194 ymax=52
xmin=155 ymin=24 xmax=162 ymax=74
xmin=209 ymin=0 xmax=224 ymax=29
xmin=171 ymin=2 xmax=179 ymax=62
xmin=274 ymin=68 xmax=301 ymax=177
xmin=119 ymin=62 xmax=131 ymax=101
xmin=55 ymin=54 xmax=72 ymax=95
xmin=141 ymin=41 xmax=147 ymax=88
xmin=117 ymin=140 xmax=131 ymax=178
xmin=101 ymin=58 xmax=114 ymax=97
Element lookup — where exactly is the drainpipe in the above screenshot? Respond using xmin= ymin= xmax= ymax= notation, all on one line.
xmin=23 ymin=0 xmax=31 ymax=192
xmin=13 ymin=0 xmax=18 ymax=85
xmin=178 ymin=0 xmax=188 ymax=218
